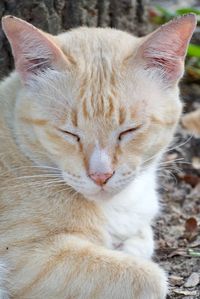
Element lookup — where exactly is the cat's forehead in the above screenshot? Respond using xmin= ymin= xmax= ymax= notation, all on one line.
xmin=63 ymin=98 xmax=147 ymax=133
xmin=44 ymin=68 xmax=155 ymax=128
xmin=56 ymin=27 xmax=139 ymax=63
xmin=46 ymin=28 xmax=175 ymax=127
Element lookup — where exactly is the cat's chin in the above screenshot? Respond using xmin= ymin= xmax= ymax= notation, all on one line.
xmin=82 ymin=188 xmax=120 ymax=201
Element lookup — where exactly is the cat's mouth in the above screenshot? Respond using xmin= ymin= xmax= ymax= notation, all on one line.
xmin=62 ymin=169 xmax=137 ymax=200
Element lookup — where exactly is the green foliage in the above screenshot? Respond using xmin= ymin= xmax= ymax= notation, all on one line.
xmin=188 ymin=44 xmax=200 ymax=58
xmin=188 ymin=248 xmax=200 ymax=257
xmin=153 ymin=5 xmax=200 ymax=24
xmin=176 ymin=7 xmax=200 ymax=16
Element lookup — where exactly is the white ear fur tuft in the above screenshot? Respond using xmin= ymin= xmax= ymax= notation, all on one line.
xmin=2 ymin=16 xmax=68 ymax=82
xmin=139 ymin=14 xmax=197 ymax=84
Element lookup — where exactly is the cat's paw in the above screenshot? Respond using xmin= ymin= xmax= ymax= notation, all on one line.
xmin=0 ymin=261 xmax=9 ymax=299
xmin=127 ymin=261 xmax=168 ymax=299
xmin=137 ymin=260 xmax=168 ymax=299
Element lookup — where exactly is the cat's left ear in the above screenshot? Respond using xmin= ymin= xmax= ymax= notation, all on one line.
xmin=138 ymin=14 xmax=197 ymax=84
xmin=2 ymin=16 xmax=69 ymax=82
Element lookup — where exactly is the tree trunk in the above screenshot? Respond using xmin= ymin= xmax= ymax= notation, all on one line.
xmin=0 ymin=0 xmax=149 ymax=79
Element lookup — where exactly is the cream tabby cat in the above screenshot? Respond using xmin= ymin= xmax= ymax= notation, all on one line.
xmin=0 ymin=14 xmax=196 ymax=299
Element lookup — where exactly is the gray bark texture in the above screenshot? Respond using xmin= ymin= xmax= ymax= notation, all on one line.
xmin=0 ymin=0 xmax=149 ymax=79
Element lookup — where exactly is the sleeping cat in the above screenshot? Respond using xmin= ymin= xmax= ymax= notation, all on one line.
xmin=0 ymin=14 xmax=196 ymax=299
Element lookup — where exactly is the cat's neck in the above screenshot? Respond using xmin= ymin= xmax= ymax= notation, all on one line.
xmin=99 ymin=163 xmax=160 ymax=247
xmin=99 ymin=161 xmax=160 ymax=219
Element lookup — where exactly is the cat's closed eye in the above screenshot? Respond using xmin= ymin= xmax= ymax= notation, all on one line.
xmin=58 ymin=129 xmax=80 ymax=142
xmin=118 ymin=125 xmax=142 ymax=141
xmin=58 ymin=126 xmax=142 ymax=144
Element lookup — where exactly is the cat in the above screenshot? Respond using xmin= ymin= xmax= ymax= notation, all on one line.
xmin=0 ymin=14 xmax=196 ymax=299
xmin=182 ymin=108 xmax=200 ymax=137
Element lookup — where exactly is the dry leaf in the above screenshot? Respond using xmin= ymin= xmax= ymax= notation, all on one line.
xmin=173 ymin=289 xmax=197 ymax=296
xmin=185 ymin=217 xmax=198 ymax=234
xmin=192 ymin=157 xmax=200 ymax=170
xmin=190 ymin=240 xmax=200 ymax=248
xmin=184 ymin=272 xmax=199 ymax=288
xmin=169 ymin=275 xmax=184 ymax=286
xmin=184 ymin=217 xmax=198 ymax=242
xmin=168 ymin=248 xmax=189 ymax=258
xmin=181 ymin=108 xmax=200 ymax=137
xmin=185 ymin=217 xmax=198 ymax=233
xmin=181 ymin=174 xmax=200 ymax=187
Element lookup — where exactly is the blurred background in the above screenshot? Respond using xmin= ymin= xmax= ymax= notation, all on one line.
xmin=0 ymin=1 xmax=199 ymax=298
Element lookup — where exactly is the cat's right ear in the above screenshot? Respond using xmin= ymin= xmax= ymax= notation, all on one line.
xmin=2 ymin=16 xmax=70 ymax=83
xmin=137 ymin=14 xmax=197 ymax=85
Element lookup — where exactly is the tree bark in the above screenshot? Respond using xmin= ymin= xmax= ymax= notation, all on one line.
xmin=0 ymin=0 xmax=149 ymax=79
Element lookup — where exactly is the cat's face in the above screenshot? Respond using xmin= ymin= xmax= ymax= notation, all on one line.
xmin=2 ymin=15 xmax=196 ymax=199
xmin=15 ymin=66 xmax=181 ymax=199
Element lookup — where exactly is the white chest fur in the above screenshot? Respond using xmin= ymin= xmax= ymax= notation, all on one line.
xmin=101 ymin=167 xmax=159 ymax=253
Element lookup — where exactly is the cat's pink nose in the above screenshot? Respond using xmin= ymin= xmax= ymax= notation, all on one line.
xmin=89 ymin=172 xmax=114 ymax=186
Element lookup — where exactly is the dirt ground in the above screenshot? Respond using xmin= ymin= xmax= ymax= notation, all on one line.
xmin=154 ymin=81 xmax=200 ymax=298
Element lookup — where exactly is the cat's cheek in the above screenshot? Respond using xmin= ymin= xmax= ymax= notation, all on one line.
xmin=31 ymin=128 xmax=61 ymax=157
xmin=119 ymin=142 xmax=143 ymax=167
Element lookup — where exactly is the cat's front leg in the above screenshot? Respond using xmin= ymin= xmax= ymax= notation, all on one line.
xmin=118 ymin=226 xmax=154 ymax=259
xmin=0 ymin=261 xmax=9 ymax=299
xmin=8 ymin=234 xmax=167 ymax=299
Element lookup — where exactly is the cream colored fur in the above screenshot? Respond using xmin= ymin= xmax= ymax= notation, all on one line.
xmin=0 ymin=15 xmax=196 ymax=299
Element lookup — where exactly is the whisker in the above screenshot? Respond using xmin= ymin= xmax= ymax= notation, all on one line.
xmin=142 ymin=136 xmax=193 ymax=166
xmin=8 ymin=174 xmax=61 ymax=180
xmin=52 ymin=186 xmax=76 ymax=196
xmin=158 ymin=170 xmax=178 ymax=185
xmin=0 ymin=179 xmax=66 ymax=191
xmin=159 ymin=158 xmax=185 ymax=165
xmin=0 ymin=165 xmax=61 ymax=177
xmin=167 ymin=135 xmax=193 ymax=152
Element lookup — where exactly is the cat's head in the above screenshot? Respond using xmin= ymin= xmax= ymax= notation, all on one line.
xmin=2 ymin=15 xmax=196 ymax=199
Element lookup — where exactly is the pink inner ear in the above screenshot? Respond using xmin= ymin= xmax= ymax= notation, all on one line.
xmin=149 ymin=56 xmax=181 ymax=76
xmin=140 ymin=14 xmax=197 ymax=82
xmin=2 ymin=16 xmax=67 ymax=82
